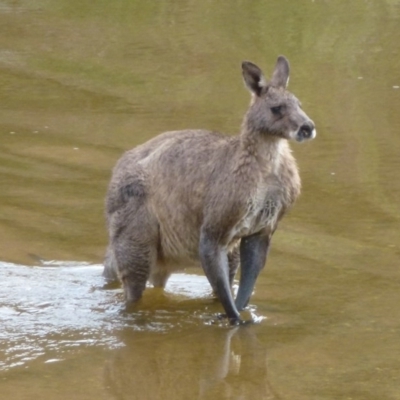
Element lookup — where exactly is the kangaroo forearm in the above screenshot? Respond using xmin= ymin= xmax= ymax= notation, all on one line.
xmin=235 ymin=233 xmax=271 ymax=310
xmin=199 ymin=233 xmax=241 ymax=321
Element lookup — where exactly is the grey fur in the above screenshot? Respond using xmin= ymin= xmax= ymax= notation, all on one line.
xmin=104 ymin=56 xmax=316 ymax=323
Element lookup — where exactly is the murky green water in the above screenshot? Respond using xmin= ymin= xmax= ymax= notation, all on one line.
xmin=1 ymin=1 xmax=400 ymax=399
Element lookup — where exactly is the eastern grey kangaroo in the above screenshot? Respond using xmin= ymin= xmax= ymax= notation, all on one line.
xmin=104 ymin=56 xmax=316 ymax=323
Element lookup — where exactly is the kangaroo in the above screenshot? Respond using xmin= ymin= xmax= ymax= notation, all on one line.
xmin=103 ymin=56 xmax=316 ymax=323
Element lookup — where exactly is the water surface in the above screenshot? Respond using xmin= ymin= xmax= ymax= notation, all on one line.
xmin=1 ymin=1 xmax=400 ymax=399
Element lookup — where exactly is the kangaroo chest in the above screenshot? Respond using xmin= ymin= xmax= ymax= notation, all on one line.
xmin=230 ymin=183 xmax=286 ymax=241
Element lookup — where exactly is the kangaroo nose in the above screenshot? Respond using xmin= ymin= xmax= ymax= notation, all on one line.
xmin=298 ymin=121 xmax=316 ymax=141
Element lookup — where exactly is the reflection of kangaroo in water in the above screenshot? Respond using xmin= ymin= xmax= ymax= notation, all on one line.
xmin=104 ymin=56 xmax=316 ymax=323
xmin=104 ymin=327 xmax=281 ymax=400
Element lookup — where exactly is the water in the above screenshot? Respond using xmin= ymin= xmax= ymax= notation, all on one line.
xmin=1 ymin=0 xmax=400 ymax=399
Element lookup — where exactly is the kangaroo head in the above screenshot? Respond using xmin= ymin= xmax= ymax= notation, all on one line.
xmin=242 ymin=56 xmax=316 ymax=142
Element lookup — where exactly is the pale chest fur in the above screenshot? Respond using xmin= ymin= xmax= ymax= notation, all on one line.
xmin=229 ymin=181 xmax=283 ymax=242
xmin=228 ymin=141 xmax=300 ymax=243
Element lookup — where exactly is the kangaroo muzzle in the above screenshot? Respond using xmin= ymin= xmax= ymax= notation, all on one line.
xmin=296 ymin=121 xmax=316 ymax=142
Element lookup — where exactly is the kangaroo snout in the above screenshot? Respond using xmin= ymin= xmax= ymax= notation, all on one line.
xmin=296 ymin=121 xmax=316 ymax=142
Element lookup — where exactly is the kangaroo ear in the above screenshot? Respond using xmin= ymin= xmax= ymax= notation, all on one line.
xmin=270 ymin=56 xmax=290 ymax=88
xmin=242 ymin=61 xmax=267 ymax=96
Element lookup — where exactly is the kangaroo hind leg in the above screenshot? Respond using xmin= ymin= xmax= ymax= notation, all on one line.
xmin=112 ymin=205 xmax=158 ymax=304
xmin=228 ymin=247 xmax=240 ymax=288
xmin=149 ymin=265 xmax=171 ymax=288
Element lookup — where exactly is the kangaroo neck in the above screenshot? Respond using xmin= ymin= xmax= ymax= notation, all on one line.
xmin=239 ymin=125 xmax=285 ymax=166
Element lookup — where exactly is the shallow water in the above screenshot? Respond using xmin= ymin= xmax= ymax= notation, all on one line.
xmin=1 ymin=0 xmax=400 ymax=399
xmin=0 ymin=262 xmax=222 ymax=370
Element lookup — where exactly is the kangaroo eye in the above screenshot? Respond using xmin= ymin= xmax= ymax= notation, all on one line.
xmin=270 ymin=106 xmax=282 ymax=115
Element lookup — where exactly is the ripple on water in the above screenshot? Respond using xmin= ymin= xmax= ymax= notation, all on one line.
xmin=0 ymin=261 xmax=264 ymax=370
